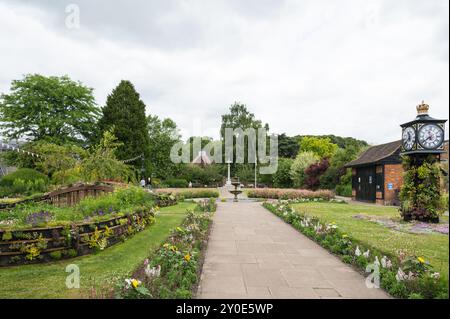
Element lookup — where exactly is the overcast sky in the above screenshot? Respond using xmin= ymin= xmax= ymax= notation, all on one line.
xmin=0 ymin=0 xmax=448 ymax=144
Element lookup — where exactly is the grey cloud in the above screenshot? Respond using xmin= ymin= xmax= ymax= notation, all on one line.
xmin=0 ymin=0 xmax=448 ymax=143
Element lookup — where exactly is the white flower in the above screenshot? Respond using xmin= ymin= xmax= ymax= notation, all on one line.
xmin=407 ymin=271 xmax=417 ymax=280
xmin=124 ymin=278 xmax=132 ymax=289
xmin=355 ymin=246 xmax=361 ymax=257
xmin=145 ymin=264 xmax=161 ymax=278
xmin=374 ymin=256 xmax=380 ymax=267
xmin=396 ymin=268 xmax=406 ymax=282
xmin=430 ymin=272 xmax=440 ymax=279
xmin=380 ymin=256 xmax=392 ymax=269
xmin=363 ymin=249 xmax=370 ymax=258
xmin=381 ymin=256 xmax=387 ymax=268
xmin=385 ymin=259 xmax=392 ymax=269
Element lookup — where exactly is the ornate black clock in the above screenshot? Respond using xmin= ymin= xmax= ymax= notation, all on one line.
xmin=400 ymin=101 xmax=446 ymax=156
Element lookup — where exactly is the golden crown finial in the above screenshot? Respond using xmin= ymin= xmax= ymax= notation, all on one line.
xmin=416 ymin=100 xmax=429 ymax=115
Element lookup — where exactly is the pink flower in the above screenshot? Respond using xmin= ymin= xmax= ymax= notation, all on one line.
xmin=143 ymin=259 xmax=149 ymax=266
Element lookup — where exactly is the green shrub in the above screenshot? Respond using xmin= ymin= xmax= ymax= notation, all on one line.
xmin=2 ymin=231 xmax=12 ymax=241
xmin=335 ymin=184 xmax=352 ymax=197
xmin=156 ymin=189 xmax=219 ymax=199
xmin=76 ymin=187 xmax=154 ymax=217
xmin=441 ymin=193 xmax=449 ymax=210
xmin=165 ymin=178 xmax=188 ymax=188
xmin=0 ymin=168 xmax=49 ymax=187
xmin=62 ymin=249 xmax=78 ymax=258
xmin=341 ymin=255 xmax=353 ymax=264
xmin=0 ymin=168 xmax=49 ymax=196
xmin=49 ymin=251 xmax=62 ymax=260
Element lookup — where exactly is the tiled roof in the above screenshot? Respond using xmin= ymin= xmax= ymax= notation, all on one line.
xmin=345 ymin=140 xmax=402 ymax=167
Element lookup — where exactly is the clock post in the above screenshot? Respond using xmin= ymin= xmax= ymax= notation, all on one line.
xmin=399 ymin=101 xmax=447 ymax=222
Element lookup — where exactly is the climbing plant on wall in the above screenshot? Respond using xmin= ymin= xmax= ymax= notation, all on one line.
xmin=399 ymin=155 xmax=444 ymax=223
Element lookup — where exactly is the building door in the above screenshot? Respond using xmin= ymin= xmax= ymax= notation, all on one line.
xmin=355 ymin=166 xmax=376 ymax=202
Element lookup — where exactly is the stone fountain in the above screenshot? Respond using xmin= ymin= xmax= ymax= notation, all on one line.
xmin=229 ymin=177 xmax=242 ymax=202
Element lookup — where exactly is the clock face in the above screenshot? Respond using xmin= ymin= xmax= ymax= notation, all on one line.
xmin=418 ymin=124 xmax=444 ymax=149
xmin=402 ymin=127 xmax=416 ymax=151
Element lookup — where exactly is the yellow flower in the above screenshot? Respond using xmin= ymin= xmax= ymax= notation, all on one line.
xmin=170 ymin=245 xmax=178 ymax=252
xmin=163 ymin=243 xmax=170 ymax=248
xmin=131 ymin=279 xmax=140 ymax=288
xmin=342 ymin=234 xmax=348 ymax=238
xmin=184 ymin=254 xmax=191 ymax=262
xmin=417 ymin=257 xmax=425 ymax=264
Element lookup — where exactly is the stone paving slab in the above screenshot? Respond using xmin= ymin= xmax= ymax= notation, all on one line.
xmin=197 ymin=201 xmax=391 ymax=299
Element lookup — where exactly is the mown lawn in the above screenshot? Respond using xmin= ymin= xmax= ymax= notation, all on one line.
xmin=0 ymin=202 xmax=196 ymax=299
xmin=291 ymin=202 xmax=449 ymax=280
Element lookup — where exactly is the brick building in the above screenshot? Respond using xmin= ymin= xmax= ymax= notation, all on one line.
xmin=345 ymin=140 xmax=449 ymax=206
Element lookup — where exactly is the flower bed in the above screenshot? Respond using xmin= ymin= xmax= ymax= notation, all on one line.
xmin=114 ymin=199 xmax=215 ymax=299
xmin=247 ymin=188 xmax=334 ymax=200
xmin=155 ymin=188 xmax=219 ymax=199
xmin=263 ymin=200 xmax=448 ymax=299
xmin=0 ymin=206 xmax=160 ymax=266
xmin=0 ymin=187 xmax=163 ymax=230
xmin=0 ymin=187 xmax=179 ymax=266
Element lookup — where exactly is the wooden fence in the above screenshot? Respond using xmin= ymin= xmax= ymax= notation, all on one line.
xmin=0 ymin=184 xmax=114 ymax=210
xmin=47 ymin=184 xmax=113 ymax=207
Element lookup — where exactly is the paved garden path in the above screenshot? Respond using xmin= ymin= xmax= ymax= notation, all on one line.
xmin=197 ymin=201 xmax=391 ymax=299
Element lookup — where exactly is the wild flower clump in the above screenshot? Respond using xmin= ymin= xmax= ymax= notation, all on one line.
xmin=24 ymin=211 xmax=53 ymax=227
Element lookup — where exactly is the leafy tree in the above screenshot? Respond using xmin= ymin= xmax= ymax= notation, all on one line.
xmin=272 ymin=157 xmax=294 ymax=188
xmin=319 ymin=146 xmax=361 ymax=189
xmin=220 ymin=102 xmax=269 ymax=139
xmin=290 ymin=151 xmax=319 ymax=188
xmin=97 ymin=80 xmax=150 ymax=172
xmin=4 ymin=141 xmax=86 ymax=185
xmin=178 ymin=164 xmax=223 ymax=186
xmin=298 ymin=136 xmax=338 ymax=159
xmin=147 ymin=115 xmax=181 ymax=179
xmin=304 ymin=159 xmax=330 ymax=190
xmin=235 ymin=163 xmax=255 ymax=184
xmin=0 ymin=74 xmax=100 ymax=145
xmin=298 ymin=134 xmax=368 ymax=150
xmin=278 ymin=134 xmax=299 ymax=158
xmin=80 ymin=130 xmax=134 ymax=183
xmin=220 ymin=103 xmax=269 ymax=179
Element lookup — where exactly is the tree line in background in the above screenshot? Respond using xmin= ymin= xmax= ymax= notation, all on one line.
xmin=0 ymin=73 xmax=368 ymax=197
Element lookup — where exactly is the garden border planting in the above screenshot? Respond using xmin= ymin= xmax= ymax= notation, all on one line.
xmin=247 ymin=188 xmax=334 ymax=200
xmin=263 ymin=200 xmax=448 ymax=299
xmin=0 ymin=198 xmax=177 ymax=267
xmin=114 ymin=199 xmax=216 ymax=299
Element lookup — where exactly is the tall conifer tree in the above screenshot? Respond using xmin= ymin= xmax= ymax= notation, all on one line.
xmin=98 ymin=80 xmax=150 ymax=174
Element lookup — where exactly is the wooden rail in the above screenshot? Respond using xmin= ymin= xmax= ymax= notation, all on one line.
xmin=47 ymin=184 xmax=113 ymax=207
